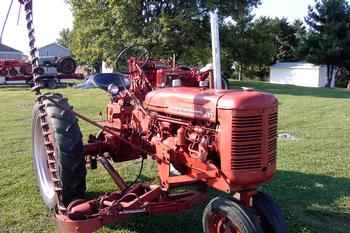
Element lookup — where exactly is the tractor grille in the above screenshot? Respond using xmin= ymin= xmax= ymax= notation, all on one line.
xmin=268 ymin=113 xmax=278 ymax=163
xmin=231 ymin=111 xmax=278 ymax=171
xmin=231 ymin=115 xmax=263 ymax=170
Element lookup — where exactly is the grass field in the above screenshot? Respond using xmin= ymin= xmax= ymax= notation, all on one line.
xmin=0 ymin=81 xmax=349 ymax=233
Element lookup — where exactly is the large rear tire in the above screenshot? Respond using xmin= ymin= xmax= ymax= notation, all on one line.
xmin=203 ymin=197 xmax=263 ymax=233
xmin=32 ymin=93 xmax=86 ymax=208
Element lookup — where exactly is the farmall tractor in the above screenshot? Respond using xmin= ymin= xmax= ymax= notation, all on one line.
xmin=19 ymin=1 xmax=287 ymax=232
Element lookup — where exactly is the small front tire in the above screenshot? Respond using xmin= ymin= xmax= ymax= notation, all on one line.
xmin=203 ymin=197 xmax=263 ymax=233
xmin=253 ymin=192 xmax=288 ymax=233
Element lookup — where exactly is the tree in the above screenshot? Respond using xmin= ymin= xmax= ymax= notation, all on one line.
xmin=275 ymin=19 xmax=306 ymax=61
xmin=66 ymin=0 xmax=261 ymax=71
xmin=304 ymin=0 xmax=350 ymax=87
xmin=57 ymin=28 xmax=72 ymax=49
xmin=223 ymin=16 xmax=290 ymax=80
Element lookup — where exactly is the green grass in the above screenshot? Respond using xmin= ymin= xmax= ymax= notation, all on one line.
xmin=0 ymin=81 xmax=349 ymax=233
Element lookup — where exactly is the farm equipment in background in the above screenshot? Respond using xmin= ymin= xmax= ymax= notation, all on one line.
xmin=0 ymin=56 xmax=83 ymax=88
xmin=35 ymin=55 xmax=83 ymax=89
xmin=0 ymin=59 xmax=32 ymax=84
xmin=17 ymin=0 xmax=287 ymax=232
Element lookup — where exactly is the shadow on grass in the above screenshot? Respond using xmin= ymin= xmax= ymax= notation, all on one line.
xmin=270 ymin=170 xmax=350 ymax=232
xmin=230 ymin=80 xmax=350 ymax=99
xmin=99 ymin=170 xmax=350 ymax=233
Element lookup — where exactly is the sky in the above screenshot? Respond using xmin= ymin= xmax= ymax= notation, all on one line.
xmin=0 ymin=0 xmax=316 ymax=55
xmin=254 ymin=0 xmax=315 ymax=21
xmin=0 ymin=0 xmax=73 ymax=54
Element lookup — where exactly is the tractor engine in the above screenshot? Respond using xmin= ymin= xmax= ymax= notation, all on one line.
xmin=102 ymin=86 xmax=278 ymax=193
xmin=144 ymin=87 xmax=278 ymax=190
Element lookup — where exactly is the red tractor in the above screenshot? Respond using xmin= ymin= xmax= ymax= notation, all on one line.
xmin=17 ymin=1 xmax=287 ymax=232
xmin=31 ymin=46 xmax=286 ymax=233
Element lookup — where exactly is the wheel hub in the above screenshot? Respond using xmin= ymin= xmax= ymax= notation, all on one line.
xmin=210 ymin=214 xmax=240 ymax=233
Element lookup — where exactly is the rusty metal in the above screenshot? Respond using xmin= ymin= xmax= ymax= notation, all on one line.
xmin=98 ymin=156 xmax=128 ymax=190
xmin=43 ymin=94 xmax=153 ymax=156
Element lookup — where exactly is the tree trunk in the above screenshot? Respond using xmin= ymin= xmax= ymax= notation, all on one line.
xmin=326 ymin=65 xmax=336 ymax=88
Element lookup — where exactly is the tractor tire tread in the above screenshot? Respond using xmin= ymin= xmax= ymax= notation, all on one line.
xmin=203 ymin=197 xmax=263 ymax=233
xmin=36 ymin=93 xmax=86 ymax=206
xmin=253 ymin=192 xmax=288 ymax=233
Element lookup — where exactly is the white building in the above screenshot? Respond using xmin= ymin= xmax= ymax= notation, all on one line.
xmin=0 ymin=43 xmax=25 ymax=60
xmin=270 ymin=62 xmax=331 ymax=88
xmin=39 ymin=43 xmax=70 ymax=57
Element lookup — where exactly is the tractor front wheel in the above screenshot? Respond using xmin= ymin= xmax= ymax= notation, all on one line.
xmin=203 ymin=197 xmax=263 ymax=233
xmin=253 ymin=192 xmax=288 ymax=233
xmin=32 ymin=93 xmax=86 ymax=208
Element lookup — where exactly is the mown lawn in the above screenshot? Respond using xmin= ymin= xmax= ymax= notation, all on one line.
xmin=0 ymin=81 xmax=349 ymax=233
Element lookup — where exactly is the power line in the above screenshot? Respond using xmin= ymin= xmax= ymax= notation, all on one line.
xmin=0 ymin=0 xmax=14 ymax=44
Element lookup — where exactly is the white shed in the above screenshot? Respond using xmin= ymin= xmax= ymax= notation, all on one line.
xmin=39 ymin=43 xmax=70 ymax=57
xmin=270 ymin=62 xmax=330 ymax=88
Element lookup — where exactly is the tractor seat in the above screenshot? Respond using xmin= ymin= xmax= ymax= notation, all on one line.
xmin=75 ymin=73 xmax=130 ymax=90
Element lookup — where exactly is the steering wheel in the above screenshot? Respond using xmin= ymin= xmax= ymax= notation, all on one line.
xmin=115 ymin=45 xmax=150 ymax=74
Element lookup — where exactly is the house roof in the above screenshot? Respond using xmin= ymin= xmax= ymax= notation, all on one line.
xmin=271 ymin=62 xmax=323 ymax=69
xmin=39 ymin=42 xmax=69 ymax=51
xmin=0 ymin=43 xmax=22 ymax=53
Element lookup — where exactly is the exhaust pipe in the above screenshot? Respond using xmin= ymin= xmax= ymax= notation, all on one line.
xmin=210 ymin=10 xmax=222 ymax=90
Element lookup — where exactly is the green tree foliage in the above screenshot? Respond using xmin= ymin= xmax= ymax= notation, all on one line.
xmin=222 ymin=16 xmax=305 ymax=80
xmin=222 ymin=16 xmax=278 ymax=79
xmin=304 ymin=0 xmax=350 ymax=87
xmin=276 ymin=19 xmax=306 ymax=61
xmin=65 ymin=0 xmax=261 ymax=71
xmin=57 ymin=28 xmax=72 ymax=49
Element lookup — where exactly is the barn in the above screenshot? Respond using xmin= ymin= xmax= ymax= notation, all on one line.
xmin=39 ymin=43 xmax=70 ymax=57
xmin=0 ymin=43 xmax=25 ymax=60
xmin=270 ymin=62 xmax=330 ymax=88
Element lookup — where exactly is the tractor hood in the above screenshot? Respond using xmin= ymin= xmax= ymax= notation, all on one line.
xmin=144 ymin=87 xmax=277 ymax=122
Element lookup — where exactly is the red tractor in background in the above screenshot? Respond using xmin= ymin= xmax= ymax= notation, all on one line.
xmin=16 ymin=0 xmax=287 ymax=232
xmin=0 ymin=59 xmax=32 ymax=84
xmin=0 ymin=56 xmax=83 ymax=88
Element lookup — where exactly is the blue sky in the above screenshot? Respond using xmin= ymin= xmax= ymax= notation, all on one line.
xmin=0 ymin=0 xmax=316 ymax=54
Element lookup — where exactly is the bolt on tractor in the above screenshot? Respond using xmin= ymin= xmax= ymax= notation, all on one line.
xmin=18 ymin=1 xmax=287 ymax=232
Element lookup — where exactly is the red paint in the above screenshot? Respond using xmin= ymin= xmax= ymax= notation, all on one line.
xmin=38 ymin=56 xmax=279 ymax=231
